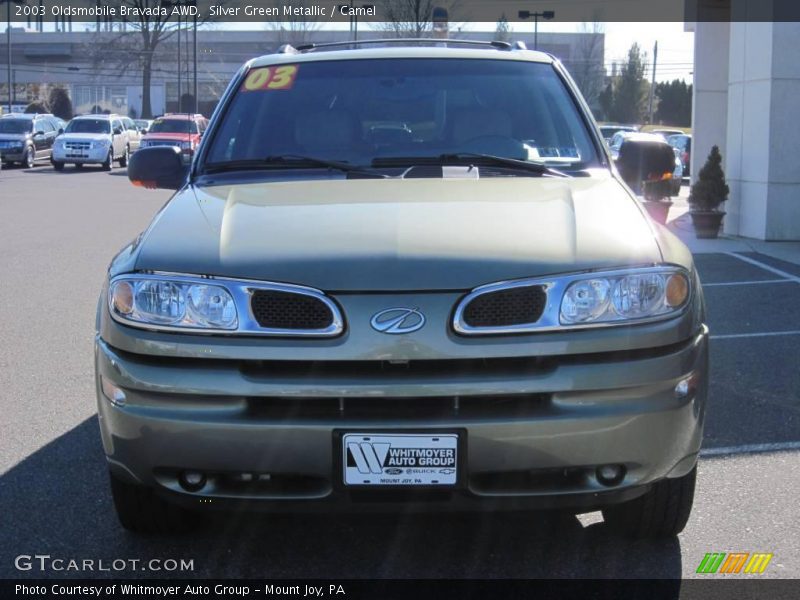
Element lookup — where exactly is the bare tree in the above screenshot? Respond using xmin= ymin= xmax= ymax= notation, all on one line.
xmin=494 ymin=13 xmax=511 ymax=43
xmin=266 ymin=0 xmax=322 ymax=47
xmin=373 ymin=0 xmax=461 ymax=37
xmin=87 ymin=1 xmax=227 ymax=118
xmin=570 ymin=21 xmax=606 ymax=110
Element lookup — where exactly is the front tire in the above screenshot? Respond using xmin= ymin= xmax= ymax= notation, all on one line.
xmin=118 ymin=145 xmax=129 ymax=167
xmin=52 ymin=161 xmax=64 ymax=171
xmin=102 ymin=150 xmax=113 ymax=171
xmin=602 ymin=466 xmax=696 ymax=539
xmin=24 ymin=147 xmax=35 ymax=169
xmin=109 ymin=472 xmax=198 ymax=534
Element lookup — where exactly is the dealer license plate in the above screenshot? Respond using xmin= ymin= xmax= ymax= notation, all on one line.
xmin=342 ymin=433 xmax=459 ymax=486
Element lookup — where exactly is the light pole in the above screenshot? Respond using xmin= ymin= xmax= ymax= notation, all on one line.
xmin=517 ymin=9 xmax=555 ymax=51
xmin=2 ymin=1 xmax=24 ymax=114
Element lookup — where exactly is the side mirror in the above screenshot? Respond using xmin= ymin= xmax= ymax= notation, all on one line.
xmin=127 ymin=146 xmax=189 ymax=190
xmin=113 ymin=127 xmax=123 ymax=135
xmin=616 ymin=140 xmax=676 ymax=190
xmin=34 ymin=130 xmax=45 ymax=137
xmin=57 ymin=128 xmax=64 ymax=135
xmin=140 ymin=128 xmax=148 ymax=134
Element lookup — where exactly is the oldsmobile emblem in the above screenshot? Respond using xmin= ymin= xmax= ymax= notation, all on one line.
xmin=370 ymin=307 xmax=426 ymax=334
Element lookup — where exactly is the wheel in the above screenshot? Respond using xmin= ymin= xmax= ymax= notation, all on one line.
xmin=602 ymin=466 xmax=696 ymax=539
xmin=118 ymin=145 xmax=129 ymax=167
xmin=102 ymin=150 xmax=113 ymax=171
xmin=52 ymin=161 xmax=64 ymax=171
xmin=109 ymin=472 xmax=198 ymax=534
xmin=24 ymin=147 xmax=35 ymax=169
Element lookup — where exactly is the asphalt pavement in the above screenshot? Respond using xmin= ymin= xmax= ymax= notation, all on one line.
xmin=0 ymin=165 xmax=798 ymax=580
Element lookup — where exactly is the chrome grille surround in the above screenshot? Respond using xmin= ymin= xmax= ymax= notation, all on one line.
xmin=453 ymin=265 xmax=691 ymax=335
xmin=109 ymin=272 xmax=344 ymax=337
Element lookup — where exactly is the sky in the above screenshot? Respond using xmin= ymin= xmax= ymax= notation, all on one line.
xmin=27 ymin=18 xmax=695 ymax=83
xmin=534 ymin=21 xmax=695 ymax=83
xmin=448 ymin=21 xmax=695 ymax=83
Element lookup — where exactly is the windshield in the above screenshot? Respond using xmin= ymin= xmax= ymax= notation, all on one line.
xmin=204 ymin=59 xmax=600 ymax=172
xmin=66 ymin=119 xmax=111 ymax=134
xmin=0 ymin=119 xmax=32 ymax=134
xmin=149 ymin=118 xmax=197 ymax=134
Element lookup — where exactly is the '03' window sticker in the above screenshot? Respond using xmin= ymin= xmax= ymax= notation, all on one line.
xmin=241 ymin=65 xmax=299 ymax=92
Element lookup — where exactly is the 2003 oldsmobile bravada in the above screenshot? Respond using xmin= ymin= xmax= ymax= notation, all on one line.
xmin=95 ymin=40 xmax=708 ymax=537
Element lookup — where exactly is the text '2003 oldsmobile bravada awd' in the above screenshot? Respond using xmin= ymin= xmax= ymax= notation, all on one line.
xmin=95 ymin=40 xmax=708 ymax=538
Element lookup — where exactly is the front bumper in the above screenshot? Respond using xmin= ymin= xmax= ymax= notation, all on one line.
xmin=95 ymin=324 xmax=709 ymax=513
xmin=0 ymin=148 xmax=26 ymax=162
xmin=52 ymin=145 xmax=110 ymax=164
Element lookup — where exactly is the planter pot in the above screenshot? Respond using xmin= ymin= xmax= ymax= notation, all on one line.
xmin=643 ymin=200 xmax=673 ymax=225
xmin=690 ymin=210 xmax=726 ymax=239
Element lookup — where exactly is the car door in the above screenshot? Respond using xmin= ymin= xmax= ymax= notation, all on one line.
xmin=111 ymin=119 xmax=125 ymax=157
xmin=32 ymin=118 xmax=53 ymax=159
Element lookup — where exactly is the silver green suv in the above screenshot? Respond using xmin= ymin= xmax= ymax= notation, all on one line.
xmin=96 ymin=40 xmax=708 ymax=538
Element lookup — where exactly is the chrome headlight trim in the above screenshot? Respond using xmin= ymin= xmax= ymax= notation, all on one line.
xmin=108 ymin=272 xmax=345 ymax=337
xmin=453 ymin=265 xmax=692 ymax=336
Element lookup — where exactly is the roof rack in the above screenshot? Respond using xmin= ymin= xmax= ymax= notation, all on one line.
xmin=289 ymin=38 xmax=517 ymax=53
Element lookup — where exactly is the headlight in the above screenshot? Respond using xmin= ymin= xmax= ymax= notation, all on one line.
xmin=109 ymin=277 xmax=238 ymax=331
xmin=92 ymin=139 xmax=110 ymax=149
xmin=454 ymin=265 xmax=692 ymax=335
xmin=560 ymin=269 xmax=689 ymax=325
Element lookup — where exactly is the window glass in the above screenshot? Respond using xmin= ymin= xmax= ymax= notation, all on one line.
xmin=204 ymin=59 xmax=598 ymax=170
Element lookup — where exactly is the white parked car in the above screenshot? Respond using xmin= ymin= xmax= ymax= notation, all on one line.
xmin=51 ymin=114 xmax=130 ymax=171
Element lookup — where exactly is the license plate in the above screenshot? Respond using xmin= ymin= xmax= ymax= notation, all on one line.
xmin=342 ymin=433 xmax=459 ymax=486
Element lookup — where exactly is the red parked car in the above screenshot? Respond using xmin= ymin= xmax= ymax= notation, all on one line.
xmin=139 ymin=113 xmax=208 ymax=160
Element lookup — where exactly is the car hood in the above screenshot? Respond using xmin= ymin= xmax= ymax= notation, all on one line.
xmin=133 ymin=175 xmax=663 ymax=291
xmin=59 ymin=132 xmax=111 ymax=141
xmin=144 ymin=132 xmax=193 ymax=141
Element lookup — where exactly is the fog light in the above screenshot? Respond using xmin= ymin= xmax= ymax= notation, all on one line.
xmin=179 ymin=471 xmax=207 ymax=491
xmin=596 ymin=464 xmax=625 ymax=486
xmin=675 ymin=373 xmax=699 ymax=399
xmin=100 ymin=377 xmax=126 ymax=406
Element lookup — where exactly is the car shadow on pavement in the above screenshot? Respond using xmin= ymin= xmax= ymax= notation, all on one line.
xmin=1 ymin=417 xmax=682 ymax=582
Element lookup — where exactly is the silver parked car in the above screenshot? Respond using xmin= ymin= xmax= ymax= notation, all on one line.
xmin=52 ymin=114 xmax=130 ymax=171
xmin=97 ymin=41 xmax=708 ymax=539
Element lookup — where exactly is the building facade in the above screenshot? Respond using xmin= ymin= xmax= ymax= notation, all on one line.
xmin=1 ymin=27 xmax=604 ymax=118
xmin=689 ymin=1 xmax=800 ymax=240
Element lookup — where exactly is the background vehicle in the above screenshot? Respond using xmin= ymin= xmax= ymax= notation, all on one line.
xmin=139 ymin=113 xmax=207 ymax=160
xmin=599 ymin=124 xmax=637 ymax=143
xmin=104 ymin=42 xmax=707 ymax=540
xmin=51 ymin=114 xmax=130 ymax=171
xmin=650 ymin=128 xmax=685 ymax=138
xmin=133 ymin=119 xmax=153 ymax=134
xmin=0 ymin=113 xmax=60 ymax=168
xmin=122 ymin=117 xmax=143 ymax=152
xmin=668 ymin=133 xmax=692 ymax=178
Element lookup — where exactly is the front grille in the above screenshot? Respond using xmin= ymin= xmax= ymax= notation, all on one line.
xmin=461 ymin=285 xmax=547 ymax=328
xmin=250 ymin=289 xmax=334 ymax=330
xmin=65 ymin=141 xmax=91 ymax=150
xmin=246 ymin=393 xmax=550 ymax=420
xmin=145 ymin=140 xmax=181 ymax=147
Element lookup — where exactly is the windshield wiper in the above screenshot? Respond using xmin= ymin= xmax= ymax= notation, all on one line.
xmin=204 ymin=154 xmax=387 ymax=178
xmin=372 ymin=153 xmax=571 ymax=177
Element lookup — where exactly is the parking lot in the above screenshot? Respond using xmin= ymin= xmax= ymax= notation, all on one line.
xmin=0 ymin=164 xmax=798 ymax=580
